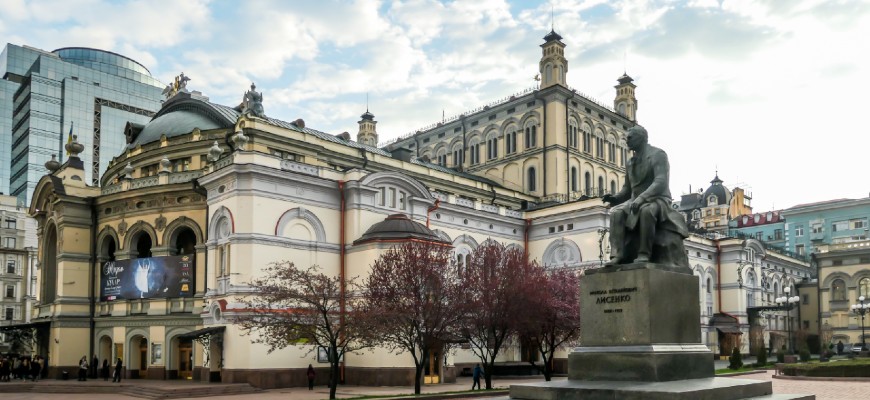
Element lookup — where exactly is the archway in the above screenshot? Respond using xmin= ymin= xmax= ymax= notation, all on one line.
xmin=171 ymin=227 xmax=197 ymax=256
xmin=129 ymin=335 xmax=148 ymax=378
xmin=98 ymin=335 xmax=113 ymax=377
xmin=135 ymin=234 xmax=153 ymax=259
xmin=176 ymin=337 xmax=193 ymax=380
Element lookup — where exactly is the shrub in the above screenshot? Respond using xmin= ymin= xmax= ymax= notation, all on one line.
xmin=755 ymin=346 xmax=768 ymax=367
xmin=800 ymin=348 xmax=811 ymax=362
xmin=729 ymin=347 xmax=744 ymax=370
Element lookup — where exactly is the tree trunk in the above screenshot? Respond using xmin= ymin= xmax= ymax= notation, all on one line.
xmin=414 ymin=351 xmax=427 ymax=395
xmin=329 ymin=361 xmax=339 ymax=399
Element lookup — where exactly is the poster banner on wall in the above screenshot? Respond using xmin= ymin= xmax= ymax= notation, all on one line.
xmin=101 ymin=255 xmax=193 ymax=301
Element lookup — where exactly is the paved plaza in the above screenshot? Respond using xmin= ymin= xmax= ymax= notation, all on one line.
xmin=0 ymin=372 xmax=868 ymax=400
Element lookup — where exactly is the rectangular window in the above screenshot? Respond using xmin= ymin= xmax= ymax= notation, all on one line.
xmin=389 ymin=188 xmax=396 ymax=208
xmin=774 ymin=229 xmax=783 ymax=240
xmin=802 ymin=320 xmax=809 ymax=330
xmin=4 ymin=238 xmax=15 ymax=248
xmin=796 ymin=244 xmax=805 ymax=256
xmin=6 ymin=260 xmax=14 ymax=274
xmin=4 ymin=308 xmax=12 ymax=320
xmin=5 ymin=285 xmax=12 ymax=298
xmin=802 ymin=294 xmax=809 ymax=305
xmin=755 ymin=232 xmax=762 ymax=240
xmin=171 ymin=157 xmax=191 ymax=172
xmin=795 ymin=226 xmax=804 ymax=237
xmin=4 ymin=219 xmax=15 ymax=229
xmin=832 ymin=221 xmax=848 ymax=232
xmin=812 ymin=224 xmax=823 ymax=234
xmin=851 ymin=219 xmax=866 ymax=229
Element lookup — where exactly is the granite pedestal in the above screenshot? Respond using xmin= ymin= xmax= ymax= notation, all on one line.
xmin=509 ymin=263 xmax=814 ymax=400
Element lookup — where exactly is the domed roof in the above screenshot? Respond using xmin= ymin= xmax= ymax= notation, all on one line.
xmin=127 ymin=96 xmax=239 ymax=148
xmin=131 ymin=110 xmax=221 ymax=147
xmin=353 ymin=214 xmax=447 ymax=245
xmin=702 ymin=174 xmax=731 ymax=207
xmin=543 ymin=29 xmax=563 ymax=42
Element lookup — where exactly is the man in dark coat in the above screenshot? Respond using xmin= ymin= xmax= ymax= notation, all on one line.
xmin=603 ymin=125 xmax=689 ymax=268
xmin=113 ymin=358 xmax=123 ymax=382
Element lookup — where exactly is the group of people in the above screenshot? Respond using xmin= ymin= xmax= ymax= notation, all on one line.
xmin=0 ymin=355 xmax=44 ymax=382
xmin=78 ymin=355 xmax=123 ymax=382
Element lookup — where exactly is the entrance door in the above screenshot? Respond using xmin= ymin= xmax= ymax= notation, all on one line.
xmin=178 ymin=340 xmax=193 ymax=379
xmin=139 ymin=338 xmax=148 ymax=376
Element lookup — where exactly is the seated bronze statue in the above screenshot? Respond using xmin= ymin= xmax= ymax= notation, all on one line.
xmin=602 ymin=126 xmax=689 ymax=270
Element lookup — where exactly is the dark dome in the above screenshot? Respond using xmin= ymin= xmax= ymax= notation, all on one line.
xmin=130 ymin=110 xmax=221 ymax=148
xmin=353 ymin=214 xmax=446 ymax=245
xmin=702 ymin=175 xmax=731 ymax=207
xmin=543 ymin=29 xmax=563 ymax=42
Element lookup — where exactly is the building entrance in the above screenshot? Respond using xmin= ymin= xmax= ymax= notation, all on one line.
xmin=178 ymin=339 xmax=193 ymax=379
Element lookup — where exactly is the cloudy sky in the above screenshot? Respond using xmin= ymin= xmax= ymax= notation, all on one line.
xmin=2 ymin=0 xmax=868 ymax=210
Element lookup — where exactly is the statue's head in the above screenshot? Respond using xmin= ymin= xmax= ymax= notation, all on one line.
xmin=626 ymin=125 xmax=648 ymax=151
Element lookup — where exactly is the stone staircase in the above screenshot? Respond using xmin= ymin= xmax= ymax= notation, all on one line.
xmin=0 ymin=381 xmax=261 ymax=399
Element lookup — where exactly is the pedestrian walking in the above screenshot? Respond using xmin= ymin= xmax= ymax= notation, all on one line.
xmin=837 ymin=340 xmax=845 ymax=355
xmin=472 ymin=363 xmax=483 ymax=390
xmin=0 ymin=357 xmax=9 ymax=382
xmin=30 ymin=356 xmax=40 ymax=382
xmin=307 ymin=364 xmax=316 ymax=390
xmin=20 ymin=358 xmax=29 ymax=381
xmin=91 ymin=354 xmax=99 ymax=379
xmin=78 ymin=356 xmax=88 ymax=381
xmin=112 ymin=358 xmax=122 ymax=382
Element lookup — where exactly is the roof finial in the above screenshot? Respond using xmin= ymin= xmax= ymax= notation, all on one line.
xmin=551 ymin=4 xmax=554 ymax=31
xmin=366 ymin=92 xmax=369 ymax=113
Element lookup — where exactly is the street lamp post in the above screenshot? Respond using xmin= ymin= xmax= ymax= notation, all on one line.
xmin=776 ymin=287 xmax=800 ymax=353
xmin=851 ymin=296 xmax=868 ymax=351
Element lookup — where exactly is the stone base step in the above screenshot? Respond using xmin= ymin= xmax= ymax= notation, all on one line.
xmin=510 ymin=377 xmax=814 ymax=400
xmin=746 ymin=395 xmax=815 ymax=400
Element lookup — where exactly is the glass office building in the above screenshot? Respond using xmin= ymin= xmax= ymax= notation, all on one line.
xmin=0 ymin=44 xmax=165 ymax=205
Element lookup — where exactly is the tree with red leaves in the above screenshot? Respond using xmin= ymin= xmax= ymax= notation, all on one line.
xmin=517 ymin=267 xmax=581 ymax=381
xmin=459 ymin=240 xmax=540 ymax=389
xmin=236 ymin=262 xmax=375 ymax=399
xmin=362 ymin=240 xmax=463 ymax=394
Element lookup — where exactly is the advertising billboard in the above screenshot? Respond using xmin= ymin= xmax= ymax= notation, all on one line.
xmin=101 ymin=255 xmax=193 ymax=301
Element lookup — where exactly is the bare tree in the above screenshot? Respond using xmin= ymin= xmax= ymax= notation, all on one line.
xmin=362 ymin=241 xmax=463 ymax=394
xmin=237 ymin=262 xmax=375 ymax=399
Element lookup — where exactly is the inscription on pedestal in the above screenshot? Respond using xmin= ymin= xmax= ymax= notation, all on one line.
xmin=590 ymin=286 xmax=637 ymax=314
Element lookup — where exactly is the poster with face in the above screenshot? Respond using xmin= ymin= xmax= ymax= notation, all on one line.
xmin=101 ymin=255 xmax=193 ymax=301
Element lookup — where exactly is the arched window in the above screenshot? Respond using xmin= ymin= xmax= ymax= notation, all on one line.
xmin=584 ymin=172 xmax=591 ymax=195
xmin=505 ymin=126 xmax=518 ymax=154
xmin=135 ymin=233 xmax=152 ymax=259
xmin=525 ymin=123 xmax=537 ymax=149
xmin=708 ymin=195 xmax=718 ymax=206
xmin=610 ymin=180 xmax=616 ymax=195
xmin=545 ymin=64 xmax=552 ymax=83
xmin=832 ymin=279 xmax=847 ymax=301
xmin=598 ymin=176 xmax=604 ymax=196
xmin=706 ymin=277 xmax=712 ymax=293
xmin=452 ymin=146 xmax=463 ymax=167
xmin=527 ymin=167 xmax=537 ymax=192
xmin=859 ymin=277 xmax=870 ymax=298
xmin=571 ymin=167 xmax=578 ymax=192
xmin=486 ymin=134 xmax=498 ymax=160
xmin=582 ymin=124 xmax=592 ymax=153
xmin=746 ymin=273 xmax=756 ymax=307
xmin=469 ymin=140 xmax=481 ymax=165
xmin=568 ymin=119 xmax=578 ymax=148
xmin=436 ymin=148 xmax=447 ymax=166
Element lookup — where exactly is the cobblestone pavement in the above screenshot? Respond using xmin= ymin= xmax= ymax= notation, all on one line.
xmin=0 ymin=373 xmax=868 ymax=400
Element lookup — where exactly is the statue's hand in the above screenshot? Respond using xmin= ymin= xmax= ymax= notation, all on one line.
xmin=629 ymin=197 xmax=644 ymax=213
xmin=602 ymin=194 xmax=615 ymax=204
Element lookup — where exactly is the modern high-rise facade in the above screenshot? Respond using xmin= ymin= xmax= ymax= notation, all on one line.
xmin=0 ymin=44 xmax=165 ymax=204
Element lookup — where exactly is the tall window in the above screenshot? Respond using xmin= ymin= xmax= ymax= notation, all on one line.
xmin=571 ymin=167 xmax=578 ymax=192
xmin=859 ymin=277 xmax=870 ymax=298
xmin=5 ymin=260 xmax=14 ymax=274
xmin=796 ymin=244 xmax=805 ymax=256
xmin=610 ymin=180 xmax=616 ymax=194
xmin=598 ymin=176 xmax=604 ymax=196
xmin=505 ymin=127 xmax=517 ymax=154
xmin=4 ymin=219 xmax=15 ymax=229
xmin=595 ymin=136 xmax=604 ymax=158
xmin=525 ymin=124 xmax=537 ymax=149
xmin=4 ymin=307 xmax=12 ymax=320
xmin=437 ymin=150 xmax=447 ymax=166
xmin=584 ymin=172 xmax=591 ymax=195
xmin=832 ymin=279 xmax=847 ymax=301
xmin=487 ymin=135 xmax=498 ymax=160
xmin=795 ymin=226 xmax=804 ymax=237
xmin=5 ymin=285 xmax=12 ymax=298
xmin=452 ymin=147 xmax=463 ymax=167
xmin=527 ymin=167 xmax=537 ymax=192
xmin=620 ymin=147 xmax=627 ymax=166
xmin=469 ymin=142 xmax=480 ymax=165
xmin=582 ymin=124 xmax=592 ymax=153
xmin=746 ymin=273 xmax=756 ymax=307
xmin=568 ymin=120 xmax=578 ymax=148
xmin=608 ymin=142 xmax=616 ymax=163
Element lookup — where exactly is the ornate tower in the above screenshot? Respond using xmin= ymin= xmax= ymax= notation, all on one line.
xmin=357 ymin=110 xmax=378 ymax=147
xmin=539 ymin=30 xmax=568 ymax=89
xmin=614 ymin=73 xmax=637 ymax=121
